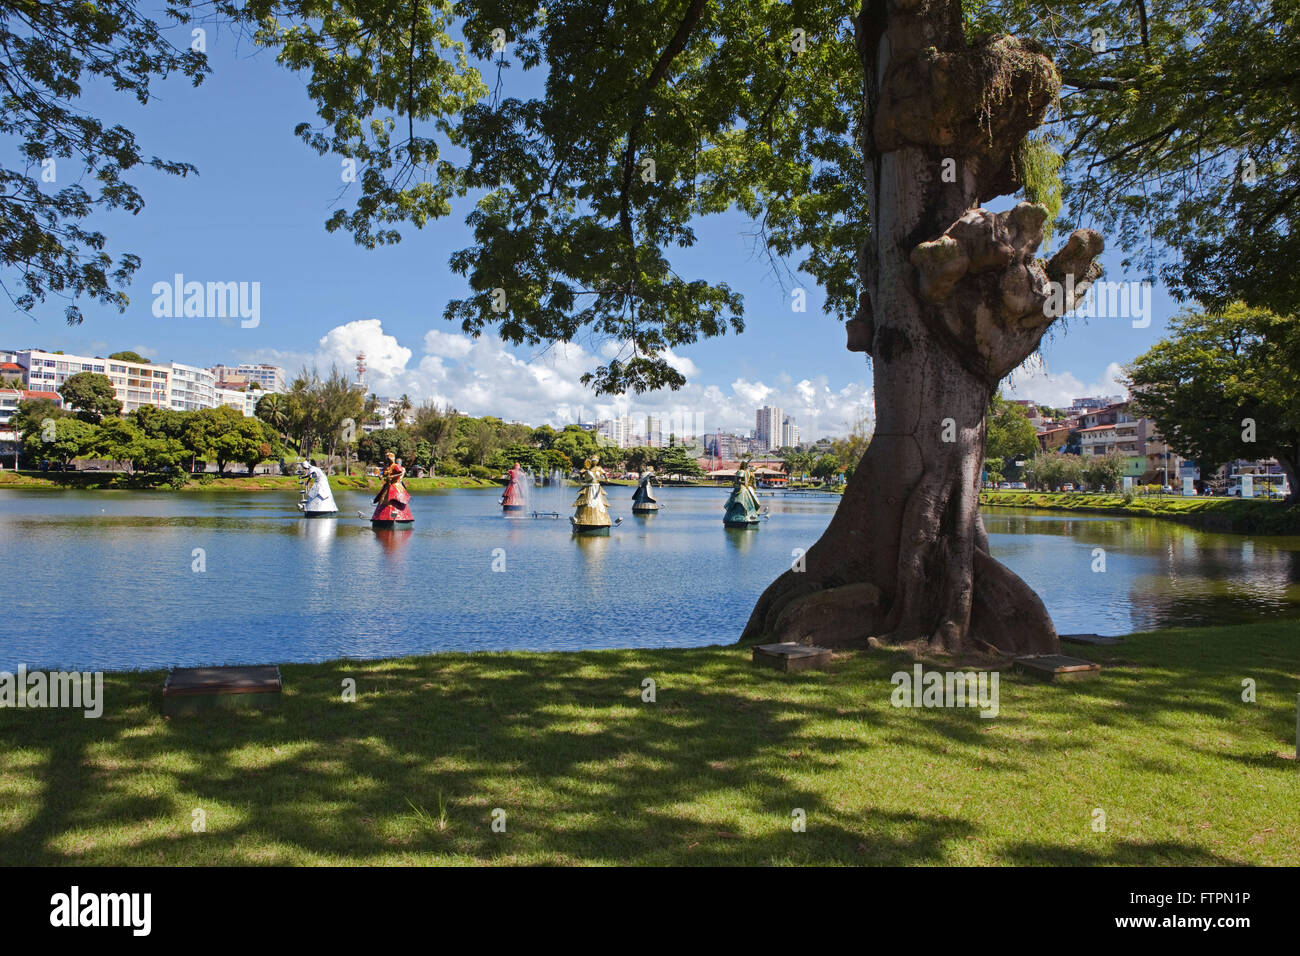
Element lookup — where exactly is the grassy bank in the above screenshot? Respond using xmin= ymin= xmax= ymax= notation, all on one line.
xmin=0 ymin=471 xmax=501 ymax=492
xmin=1 ymin=622 xmax=1295 ymax=865
xmin=981 ymin=489 xmax=1300 ymax=534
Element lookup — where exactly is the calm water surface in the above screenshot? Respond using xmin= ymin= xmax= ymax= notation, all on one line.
xmin=1 ymin=488 xmax=1296 ymax=670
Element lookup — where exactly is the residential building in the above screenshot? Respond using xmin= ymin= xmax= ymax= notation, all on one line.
xmin=235 ymin=364 xmax=286 ymax=393
xmin=169 ymin=363 xmax=217 ymax=412
xmin=645 ymin=415 xmax=663 ymax=448
xmin=107 ymin=356 xmax=171 ymax=412
xmin=597 ymin=415 xmax=635 ymax=448
xmin=13 ymin=349 xmax=108 ymax=393
xmin=781 ymin=415 xmax=799 ymax=449
xmin=755 ymin=405 xmax=783 ymax=452
xmin=216 ymin=387 xmax=250 ymax=415
xmin=1036 ymin=425 xmax=1072 ymax=454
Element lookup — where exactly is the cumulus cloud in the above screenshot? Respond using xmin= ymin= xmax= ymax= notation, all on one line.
xmin=250 ymin=319 xmax=875 ymax=440
xmin=1003 ymin=356 xmax=1129 ymax=409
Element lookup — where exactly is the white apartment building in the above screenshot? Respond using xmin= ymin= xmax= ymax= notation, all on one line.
xmin=755 ymin=405 xmax=783 ymax=452
xmin=15 ymin=349 xmax=108 ymax=392
xmin=107 ymin=357 xmax=171 ymax=412
xmin=14 ymin=348 xmax=167 ymax=413
xmin=216 ymin=387 xmax=250 ymax=414
xmin=237 ymin=364 xmax=286 ymax=392
xmin=169 ymin=363 xmax=217 ymax=412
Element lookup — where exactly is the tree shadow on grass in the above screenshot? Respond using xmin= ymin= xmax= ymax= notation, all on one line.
xmin=0 ymin=636 xmax=1292 ymax=865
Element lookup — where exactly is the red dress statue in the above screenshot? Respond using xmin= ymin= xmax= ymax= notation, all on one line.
xmin=501 ymin=462 xmax=527 ymax=512
xmin=371 ymin=453 xmax=413 ymax=527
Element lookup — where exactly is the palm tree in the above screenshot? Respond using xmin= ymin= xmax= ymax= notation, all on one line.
xmin=255 ymin=392 xmax=290 ymax=446
xmin=394 ymin=393 xmax=414 ymax=428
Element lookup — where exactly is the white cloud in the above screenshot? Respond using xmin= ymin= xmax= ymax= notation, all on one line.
xmin=258 ymin=319 xmax=875 ymax=439
xmin=1003 ymin=356 xmax=1129 ymax=409
xmin=317 ymin=319 xmax=412 ymax=378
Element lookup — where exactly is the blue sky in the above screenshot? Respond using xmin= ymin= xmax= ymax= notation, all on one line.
xmin=4 ymin=19 xmax=1183 ymax=437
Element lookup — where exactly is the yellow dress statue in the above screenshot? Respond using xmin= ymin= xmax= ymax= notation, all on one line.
xmin=570 ymin=456 xmax=612 ymax=533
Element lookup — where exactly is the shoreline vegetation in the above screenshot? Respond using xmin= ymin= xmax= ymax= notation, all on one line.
xmin=0 ymin=470 xmax=501 ymax=492
xmin=980 ymin=490 xmax=1300 ymax=535
xmin=1 ymin=621 xmax=1295 ymax=865
xmin=0 ymin=471 xmax=734 ymax=493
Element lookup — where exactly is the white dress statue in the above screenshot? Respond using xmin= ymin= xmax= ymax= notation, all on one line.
xmin=297 ymin=461 xmax=338 ymax=517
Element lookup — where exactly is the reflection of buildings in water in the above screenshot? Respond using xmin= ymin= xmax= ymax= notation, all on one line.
xmin=986 ymin=507 xmax=1300 ymax=630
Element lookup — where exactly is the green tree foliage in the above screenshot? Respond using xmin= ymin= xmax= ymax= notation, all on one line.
xmin=357 ymin=428 xmax=416 ymax=465
xmin=653 ymin=444 xmax=703 ymax=477
xmin=88 ymin=416 xmax=145 ymax=472
xmin=1082 ymin=449 xmax=1127 ymax=491
xmin=411 ymin=401 xmax=460 ymax=462
xmin=283 ymin=365 xmax=364 ymax=458
xmin=552 ymin=425 xmax=600 ymax=466
xmin=107 ymin=350 xmax=150 ymax=364
xmin=1023 ymin=452 xmax=1085 ymax=491
xmin=811 ymin=453 xmax=840 ymax=481
xmin=244 ymin=0 xmax=861 ymax=393
xmin=0 ymin=0 xmax=208 ymax=324
xmin=989 ymin=0 xmax=1298 ymax=316
xmin=829 ymin=418 xmax=871 ymax=478
xmin=10 ymin=397 xmax=67 ymax=439
xmin=783 ymin=450 xmax=816 ymax=476
xmin=986 ymin=393 xmax=1040 ymax=477
xmin=58 ymin=372 xmax=122 ymax=423
xmin=255 ymin=392 xmax=291 ymax=442
xmin=23 ymin=416 xmax=96 ymax=466
xmin=1127 ymin=304 xmax=1300 ymax=501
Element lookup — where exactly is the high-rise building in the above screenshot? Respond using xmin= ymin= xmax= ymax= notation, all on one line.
xmin=781 ymin=415 xmax=799 ymax=449
xmin=597 ymin=415 xmax=634 ymax=448
xmin=755 ymin=405 xmax=783 ymax=452
xmin=645 ymin=415 xmax=663 ymax=448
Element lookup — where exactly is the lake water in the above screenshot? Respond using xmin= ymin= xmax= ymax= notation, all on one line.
xmin=1 ymin=488 xmax=1297 ymax=670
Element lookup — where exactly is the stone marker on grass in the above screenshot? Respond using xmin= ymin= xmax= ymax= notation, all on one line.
xmin=162 ymin=665 xmax=282 ymax=716
xmin=1013 ymin=654 xmax=1101 ymax=683
xmin=752 ymin=642 xmax=833 ymax=672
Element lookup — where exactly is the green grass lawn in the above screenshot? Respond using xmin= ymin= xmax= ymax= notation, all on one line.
xmin=981 ymin=490 xmax=1300 ymax=534
xmin=1 ymin=623 xmax=1296 ymax=865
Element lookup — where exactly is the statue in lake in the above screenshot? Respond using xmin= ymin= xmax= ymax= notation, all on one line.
xmin=500 ymin=461 xmax=527 ymax=512
xmin=371 ymin=452 xmax=413 ymax=528
xmin=724 ymin=459 xmax=762 ymax=528
xmin=631 ymin=468 xmax=660 ymax=513
xmin=297 ymin=459 xmax=338 ymax=517
xmin=570 ymin=456 xmax=613 ymax=534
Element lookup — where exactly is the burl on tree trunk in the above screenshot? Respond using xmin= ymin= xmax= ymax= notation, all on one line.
xmin=742 ymin=0 xmax=1104 ymax=655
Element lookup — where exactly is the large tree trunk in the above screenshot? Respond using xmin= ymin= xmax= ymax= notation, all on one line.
xmin=742 ymin=0 xmax=1104 ymax=655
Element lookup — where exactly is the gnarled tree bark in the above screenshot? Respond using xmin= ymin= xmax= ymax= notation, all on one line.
xmin=742 ymin=0 xmax=1104 ymax=655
